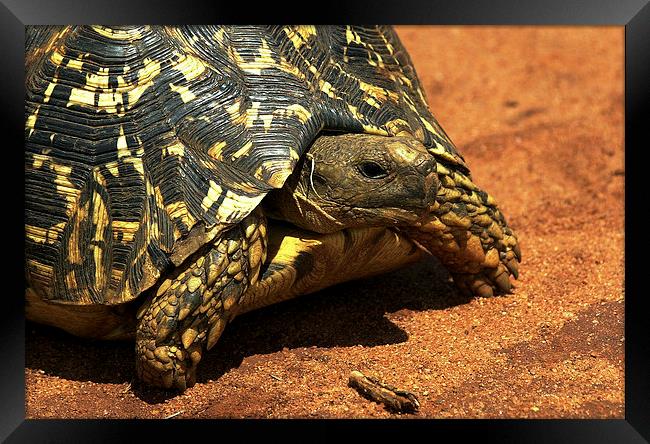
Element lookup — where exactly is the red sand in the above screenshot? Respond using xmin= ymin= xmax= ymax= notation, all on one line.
xmin=26 ymin=26 xmax=624 ymax=418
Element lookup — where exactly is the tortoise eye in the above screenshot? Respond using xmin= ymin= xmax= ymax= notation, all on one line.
xmin=358 ymin=161 xmax=389 ymax=179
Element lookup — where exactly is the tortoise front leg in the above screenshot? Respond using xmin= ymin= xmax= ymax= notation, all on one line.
xmin=404 ymin=166 xmax=521 ymax=298
xmin=135 ymin=209 xmax=267 ymax=391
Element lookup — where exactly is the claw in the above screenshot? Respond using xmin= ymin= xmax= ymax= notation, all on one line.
xmin=505 ymin=257 xmax=519 ymax=279
xmin=493 ymin=268 xmax=512 ymax=293
xmin=474 ymin=281 xmax=494 ymax=298
xmin=497 ymin=276 xmax=512 ymax=294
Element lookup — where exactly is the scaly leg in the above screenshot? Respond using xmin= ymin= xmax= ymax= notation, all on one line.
xmin=404 ymin=166 xmax=521 ymax=298
xmin=135 ymin=209 xmax=267 ymax=390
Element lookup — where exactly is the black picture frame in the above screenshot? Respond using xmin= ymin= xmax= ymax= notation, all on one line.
xmin=3 ymin=0 xmax=648 ymax=441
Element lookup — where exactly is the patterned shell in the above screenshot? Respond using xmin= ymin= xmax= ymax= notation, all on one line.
xmin=25 ymin=25 xmax=467 ymax=305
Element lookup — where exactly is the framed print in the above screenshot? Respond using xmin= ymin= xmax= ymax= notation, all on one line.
xmin=2 ymin=0 xmax=648 ymax=441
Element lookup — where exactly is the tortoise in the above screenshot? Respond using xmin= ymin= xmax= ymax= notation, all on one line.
xmin=25 ymin=25 xmax=520 ymax=391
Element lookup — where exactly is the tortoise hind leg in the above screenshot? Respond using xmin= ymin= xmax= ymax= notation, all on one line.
xmin=135 ymin=209 xmax=267 ymax=391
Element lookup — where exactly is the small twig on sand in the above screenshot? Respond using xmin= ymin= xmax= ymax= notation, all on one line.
xmin=348 ymin=370 xmax=420 ymax=414
xmin=164 ymin=410 xmax=185 ymax=419
xmin=270 ymin=374 xmax=283 ymax=381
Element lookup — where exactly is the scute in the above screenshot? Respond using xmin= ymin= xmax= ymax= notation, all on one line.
xmin=25 ymin=25 xmax=466 ymax=305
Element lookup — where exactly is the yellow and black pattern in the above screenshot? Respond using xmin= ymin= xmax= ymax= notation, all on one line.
xmin=25 ymin=25 xmax=464 ymax=305
xmin=134 ymin=209 xmax=266 ymax=390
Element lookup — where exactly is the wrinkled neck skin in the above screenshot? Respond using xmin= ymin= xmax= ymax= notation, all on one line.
xmin=264 ymin=178 xmax=346 ymax=234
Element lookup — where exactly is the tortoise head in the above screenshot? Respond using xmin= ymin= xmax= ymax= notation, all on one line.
xmin=264 ymin=133 xmax=439 ymax=233
xmin=265 ymin=131 xmax=521 ymax=298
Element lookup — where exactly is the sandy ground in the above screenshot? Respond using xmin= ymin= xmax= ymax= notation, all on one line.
xmin=25 ymin=26 xmax=625 ymax=419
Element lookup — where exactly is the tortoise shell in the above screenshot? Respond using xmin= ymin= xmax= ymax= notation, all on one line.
xmin=25 ymin=25 xmax=466 ymax=305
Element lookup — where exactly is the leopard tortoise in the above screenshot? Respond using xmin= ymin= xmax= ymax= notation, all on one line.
xmin=25 ymin=25 xmax=520 ymax=391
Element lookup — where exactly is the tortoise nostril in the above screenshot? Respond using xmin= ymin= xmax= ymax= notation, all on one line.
xmin=415 ymin=157 xmax=437 ymax=175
